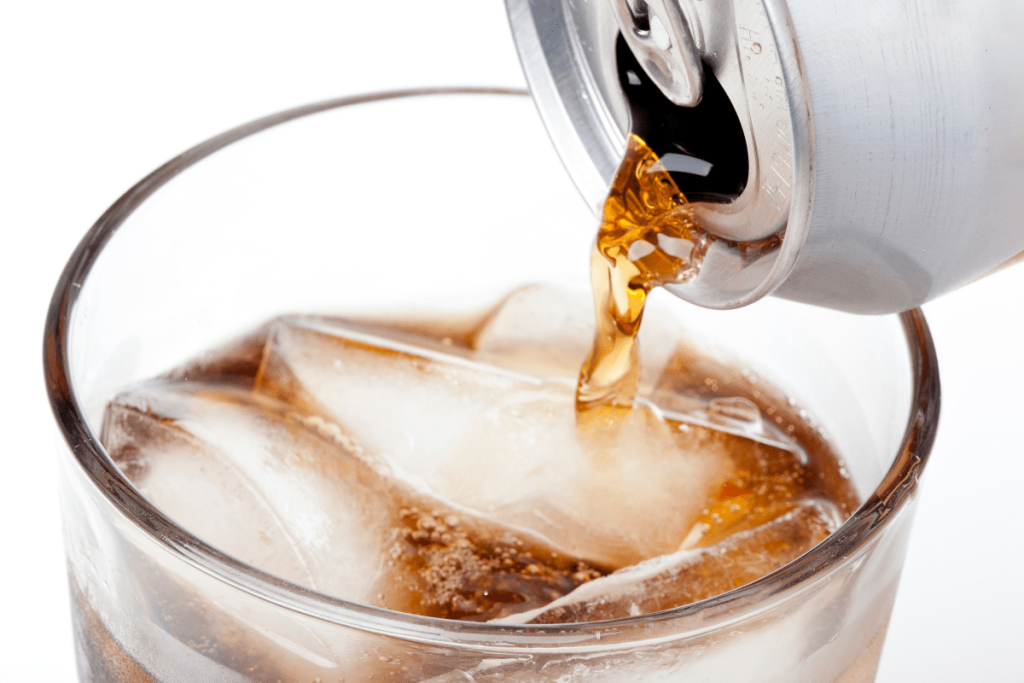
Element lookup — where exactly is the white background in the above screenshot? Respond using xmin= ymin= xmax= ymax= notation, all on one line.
xmin=3 ymin=1 xmax=1022 ymax=680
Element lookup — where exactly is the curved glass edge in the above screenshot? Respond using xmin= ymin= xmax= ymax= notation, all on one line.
xmin=43 ymin=88 xmax=941 ymax=650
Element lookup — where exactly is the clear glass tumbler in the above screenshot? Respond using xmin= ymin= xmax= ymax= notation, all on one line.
xmin=45 ymin=89 xmax=939 ymax=682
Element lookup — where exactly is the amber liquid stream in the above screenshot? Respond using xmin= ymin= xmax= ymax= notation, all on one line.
xmin=576 ymin=133 xmax=710 ymax=425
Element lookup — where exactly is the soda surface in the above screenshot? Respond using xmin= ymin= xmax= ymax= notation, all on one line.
xmin=100 ymin=283 xmax=857 ymax=625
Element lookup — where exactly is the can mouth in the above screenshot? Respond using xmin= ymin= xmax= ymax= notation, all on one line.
xmin=44 ymin=88 xmax=938 ymax=649
xmin=506 ymin=0 xmax=816 ymax=310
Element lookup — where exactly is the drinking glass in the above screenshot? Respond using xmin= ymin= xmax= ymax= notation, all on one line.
xmin=45 ymin=89 xmax=938 ymax=682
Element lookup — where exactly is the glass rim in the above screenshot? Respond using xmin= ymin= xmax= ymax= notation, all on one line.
xmin=43 ymin=87 xmax=941 ymax=651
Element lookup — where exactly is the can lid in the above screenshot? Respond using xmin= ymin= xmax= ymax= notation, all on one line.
xmin=506 ymin=0 xmax=816 ymax=309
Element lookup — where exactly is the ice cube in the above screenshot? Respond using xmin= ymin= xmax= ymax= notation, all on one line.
xmin=253 ymin=313 xmax=821 ymax=570
xmin=497 ymin=498 xmax=843 ymax=625
xmin=440 ymin=387 xmax=734 ymax=568
xmin=707 ymin=396 xmax=763 ymax=429
xmin=101 ymin=381 xmax=601 ymax=621
xmin=101 ymin=381 xmax=397 ymax=602
xmin=254 ymin=315 xmax=540 ymax=487
xmin=468 ymin=285 xmax=594 ymax=379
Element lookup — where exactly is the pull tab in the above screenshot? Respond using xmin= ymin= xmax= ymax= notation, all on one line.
xmin=608 ymin=0 xmax=704 ymax=107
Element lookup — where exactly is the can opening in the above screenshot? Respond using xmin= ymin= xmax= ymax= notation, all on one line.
xmin=616 ymin=35 xmax=748 ymax=205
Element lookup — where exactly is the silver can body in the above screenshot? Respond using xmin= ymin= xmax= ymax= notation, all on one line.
xmin=507 ymin=0 xmax=1024 ymax=313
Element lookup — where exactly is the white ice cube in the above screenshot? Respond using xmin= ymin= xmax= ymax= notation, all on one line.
xmin=102 ymin=382 xmax=390 ymax=602
xmin=253 ymin=315 xmax=763 ymax=569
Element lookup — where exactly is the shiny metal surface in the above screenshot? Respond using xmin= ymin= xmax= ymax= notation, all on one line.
xmin=507 ymin=0 xmax=1024 ymax=313
xmin=609 ymin=0 xmax=704 ymax=107
xmin=508 ymin=0 xmax=814 ymax=309
xmin=776 ymin=0 xmax=1024 ymax=313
